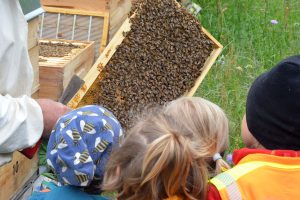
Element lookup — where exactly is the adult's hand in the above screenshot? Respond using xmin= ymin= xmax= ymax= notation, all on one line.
xmin=36 ymin=99 xmax=71 ymax=138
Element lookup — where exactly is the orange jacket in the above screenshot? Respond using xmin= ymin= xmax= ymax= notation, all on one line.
xmin=209 ymin=148 xmax=300 ymax=200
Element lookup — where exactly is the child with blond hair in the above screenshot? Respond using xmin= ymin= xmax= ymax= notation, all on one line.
xmin=103 ymin=97 xmax=230 ymax=200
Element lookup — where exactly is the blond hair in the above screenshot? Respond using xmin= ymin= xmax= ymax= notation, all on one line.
xmin=103 ymin=97 xmax=229 ymax=200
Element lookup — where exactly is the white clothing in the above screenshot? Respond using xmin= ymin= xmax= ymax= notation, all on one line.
xmin=0 ymin=0 xmax=43 ymax=166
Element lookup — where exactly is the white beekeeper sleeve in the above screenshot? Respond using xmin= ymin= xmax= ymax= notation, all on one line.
xmin=0 ymin=0 xmax=43 ymax=166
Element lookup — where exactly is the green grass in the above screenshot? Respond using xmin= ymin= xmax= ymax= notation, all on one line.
xmin=194 ymin=0 xmax=300 ymax=151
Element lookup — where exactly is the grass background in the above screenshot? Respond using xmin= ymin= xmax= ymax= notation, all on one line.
xmin=194 ymin=0 xmax=300 ymax=151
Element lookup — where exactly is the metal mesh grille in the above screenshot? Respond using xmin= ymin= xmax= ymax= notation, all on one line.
xmin=39 ymin=12 xmax=104 ymax=57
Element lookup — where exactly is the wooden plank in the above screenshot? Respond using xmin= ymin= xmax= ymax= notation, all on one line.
xmin=29 ymin=46 xmax=40 ymax=94
xmin=0 ymin=152 xmax=38 ymax=200
xmin=185 ymin=27 xmax=223 ymax=96
xmin=41 ymin=0 xmax=109 ymax=12
xmin=108 ymin=0 xmax=132 ymax=40
xmin=62 ymin=41 xmax=95 ymax=87
xmin=100 ymin=14 xmax=110 ymax=53
xmin=43 ymin=6 xmax=109 ymax=17
xmin=31 ymin=89 xmax=39 ymax=99
xmin=27 ymin=17 xmax=39 ymax=50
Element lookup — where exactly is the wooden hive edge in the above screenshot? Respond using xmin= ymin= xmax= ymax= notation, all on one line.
xmin=43 ymin=6 xmax=109 ymax=18
xmin=186 ymin=27 xmax=223 ymax=97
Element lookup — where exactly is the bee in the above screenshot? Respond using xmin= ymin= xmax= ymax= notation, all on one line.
xmin=77 ymin=111 xmax=98 ymax=117
xmin=50 ymin=141 xmax=58 ymax=155
xmin=47 ymin=159 xmax=55 ymax=171
xmin=98 ymin=107 xmax=114 ymax=118
xmin=93 ymin=137 xmax=110 ymax=153
xmin=80 ymin=120 xmax=96 ymax=134
xmin=74 ymin=170 xmax=89 ymax=186
xmin=57 ymin=155 xmax=67 ymax=172
xmin=66 ymin=129 xmax=82 ymax=146
xmin=58 ymin=136 xmax=68 ymax=149
xmin=62 ymin=177 xmax=71 ymax=185
xmin=102 ymin=119 xmax=113 ymax=133
xmin=60 ymin=116 xmax=77 ymax=130
xmin=74 ymin=150 xmax=92 ymax=165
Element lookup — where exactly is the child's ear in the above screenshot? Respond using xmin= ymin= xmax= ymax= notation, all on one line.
xmin=241 ymin=115 xmax=257 ymax=148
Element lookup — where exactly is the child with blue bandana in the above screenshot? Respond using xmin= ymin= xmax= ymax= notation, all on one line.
xmin=29 ymin=105 xmax=123 ymax=200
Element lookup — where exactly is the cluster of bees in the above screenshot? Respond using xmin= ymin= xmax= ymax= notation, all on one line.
xmin=94 ymin=0 xmax=213 ymax=129
xmin=40 ymin=42 xmax=83 ymax=58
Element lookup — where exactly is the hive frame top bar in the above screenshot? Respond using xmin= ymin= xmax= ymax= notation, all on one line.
xmin=67 ymin=1 xmax=223 ymax=109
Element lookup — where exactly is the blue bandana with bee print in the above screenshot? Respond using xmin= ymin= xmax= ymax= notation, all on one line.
xmin=46 ymin=105 xmax=123 ymax=187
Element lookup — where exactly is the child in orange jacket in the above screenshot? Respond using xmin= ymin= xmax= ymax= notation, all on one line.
xmin=208 ymin=55 xmax=300 ymax=200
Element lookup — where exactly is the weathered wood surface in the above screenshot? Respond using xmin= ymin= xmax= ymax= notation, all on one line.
xmin=0 ymin=152 xmax=38 ymax=200
xmin=38 ymin=39 xmax=95 ymax=100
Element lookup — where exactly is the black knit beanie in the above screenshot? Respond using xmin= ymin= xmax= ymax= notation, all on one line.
xmin=246 ymin=55 xmax=300 ymax=150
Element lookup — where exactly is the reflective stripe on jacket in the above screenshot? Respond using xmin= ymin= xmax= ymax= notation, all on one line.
xmin=210 ymin=153 xmax=300 ymax=200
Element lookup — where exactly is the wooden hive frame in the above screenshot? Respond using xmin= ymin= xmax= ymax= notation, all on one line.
xmin=67 ymin=5 xmax=223 ymax=109
xmin=41 ymin=6 xmax=109 ymax=54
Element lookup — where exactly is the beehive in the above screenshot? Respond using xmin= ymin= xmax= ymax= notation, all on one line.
xmin=68 ymin=0 xmax=223 ymax=129
xmin=40 ymin=0 xmax=132 ymax=58
xmin=38 ymin=39 xmax=95 ymax=101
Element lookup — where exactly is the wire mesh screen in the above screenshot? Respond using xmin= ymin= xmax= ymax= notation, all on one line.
xmin=39 ymin=12 xmax=104 ymax=57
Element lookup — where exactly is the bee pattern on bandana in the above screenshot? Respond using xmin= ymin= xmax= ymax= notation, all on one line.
xmin=80 ymin=120 xmax=96 ymax=134
xmin=66 ymin=129 xmax=82 ymax=145
xmin=74 ymin=150 xmax=92 ymax=165
xmin=102 ymin=109 xmax=113 ymax=118
xmin=119 ymin=129 xmax=124 ymax=144
xmin=60 ymin=116 xmax=77 ymax=130
xmin=47 ymin=159 xmax=55 ymax=171
xmin=74 ymin=170 xmax=89 ymax=186
xmin=77 ymin=111 xmax=98 ymax=117
xmin=62 ymin=177 xmax=71 ymax=185
xmin=101 ymin=119 xmax=113 ymax=134
xmin=99 ymin=107 xmax=119 ymax=124
xmin=50 ymin=141 xmax=58 ymax=155
xmin=58 ymin=136 xmax=68 ymax=149
xmin=93 ymin=137 xmax=110 ymax=153
xmin=57 ymin=155 xmax=67 ymax=172
xmin=95 ymin=158 xmax=101 ymax=166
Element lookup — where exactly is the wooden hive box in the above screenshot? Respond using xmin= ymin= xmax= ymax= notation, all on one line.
xmin=38 ymin=39 xmax=95 ymax=101
xmin=28 ymin=17 xmax=40 ymax=96
xmin=40 ymin=0 xmax=132 ymax=58
xmin=67 ymin=0 xmax=223 ymax=128
xmin=0 ymin=152 xmax=38 ymax=200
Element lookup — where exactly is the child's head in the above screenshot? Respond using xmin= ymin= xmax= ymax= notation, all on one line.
xmin=103 ymin=97 xmax=229 ymax=200
xmin=242 ymin=55 xmax=300 ymax=150
xmin=46 ymin=105 xmax=123 ymax=190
